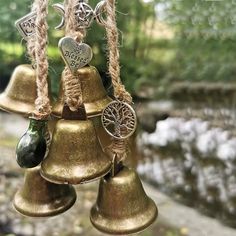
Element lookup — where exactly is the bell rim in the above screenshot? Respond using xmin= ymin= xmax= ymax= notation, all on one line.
xmin=90 ymin=197 xmax=158 ymax=235
xmin=40 ymin=161 xmax=112 ymax=185
xmin=51 ymin=95 xmax=112 ymax=118
xmin=0 ymin=92 xmax=34 ymax=116
xmin=12 ymin=186 xmax=77 ymax=217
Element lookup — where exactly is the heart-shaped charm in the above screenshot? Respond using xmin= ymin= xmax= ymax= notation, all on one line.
xmin=58 ymin=37 xmax=93 ymax=74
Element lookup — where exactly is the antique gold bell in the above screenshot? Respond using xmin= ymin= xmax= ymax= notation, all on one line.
xmin=40 ymin=118 xmax=112 ymax=184
xmin=0 ymin=64 xmax=37 ymax=116
xmin=13 ymin=167 xmax=76 ymax=217
xmin=90 ymin=166 xmax=158 ymax=235
xmin=52 ymin=66 xmax=112 ymax=118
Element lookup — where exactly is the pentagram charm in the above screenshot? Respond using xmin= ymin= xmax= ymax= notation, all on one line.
xmin=74 ymin=1 xmax=95 ymax=28
xmin=101 ymin=101 xmax=137 ymax=140
xmin=15 ymin=12 xmax=37 ymax=40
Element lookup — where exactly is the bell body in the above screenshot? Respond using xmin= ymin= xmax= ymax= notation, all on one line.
xmin=90 ymin=167 xmax=158 ymax=235
xmin=0 ymin=64 xmax=37 ymax=116
xmin=16 ymin=119 xmax=47 ymax=168
xmin=13 ymin=167 xmax=76 ymax=217
xmin=52 ymin=66 xmax=112 ymax=118
xmin=40 ymin=119 xmax=111 ymax=184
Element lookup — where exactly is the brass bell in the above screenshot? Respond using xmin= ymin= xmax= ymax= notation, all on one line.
xmin=90 ymin=166 xmax=158 ymax=235
xmin=52 ymin=66 xmax=112 ymax=118
xmin=0 ymin=64 xmax=37 ymax=116
xmin=13 ymin=167 xmax=76 ymax=217
xmin=40 ymin=118 xmax=112 ymax=184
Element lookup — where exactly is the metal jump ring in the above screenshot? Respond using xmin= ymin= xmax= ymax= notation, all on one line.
xmin=94 ymin=0 xmax=107 ymax=26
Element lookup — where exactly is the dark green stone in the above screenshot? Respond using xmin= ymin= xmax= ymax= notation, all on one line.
xmin=16 ymin=118 xmax=47 ymax=168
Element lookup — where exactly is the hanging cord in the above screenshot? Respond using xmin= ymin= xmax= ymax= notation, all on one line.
xmin=26 ymin=2 xmax=37 ymax=67
xmin=104 ymin=1 xmax=135 ymax=169
xmin=62 ymin=0 xmax=87 ymax=111
xmin=32 ymin=0 xmax=51 ymax=119
xmin=105 ymin=0 xmax=132 ymax=104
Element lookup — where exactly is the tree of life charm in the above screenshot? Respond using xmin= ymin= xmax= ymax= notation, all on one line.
xmin=101 ymin=101 xmax=137 ymax=140
xmin=74 ymin=1 xmax=95 ymax=28
xmin=15 ymin=12 xmax=37 ymax=40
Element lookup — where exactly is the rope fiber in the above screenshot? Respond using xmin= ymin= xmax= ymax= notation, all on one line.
xmin=105 ymin=0 xmax=132 ymax=104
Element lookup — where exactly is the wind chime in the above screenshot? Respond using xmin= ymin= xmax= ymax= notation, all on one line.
xmin=0 ymin=0 xmax=157 ymax=234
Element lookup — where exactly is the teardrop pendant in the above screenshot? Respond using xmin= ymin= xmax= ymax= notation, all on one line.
xmin=16 ymin=118 xmax=47 ymax=168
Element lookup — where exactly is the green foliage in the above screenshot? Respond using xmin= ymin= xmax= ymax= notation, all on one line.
xmin=152 ymin=0 xmax=236 ymax=98
xmin=0 ymin=0 xmax=235 ymax=99
xmin=0 ymin=0 xmax=159 ymax=97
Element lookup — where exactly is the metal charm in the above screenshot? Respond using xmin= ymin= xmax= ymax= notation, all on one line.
xmin=53 ymin=0 xmax=108 ymax=29
xmin=101 ymin=101 xmax=137 ymax=140
xmin=94 ymin=0 xmax=107 ymax=26
xmin=52 ymin=3 xmax=65 ymax=30
xmin=74 ymin=1 xmax=95 ymax=28
xmin=15 ymin=12 xmax=37 ymax=40
xmin=58 ymin=36 xmax=93 ymax=74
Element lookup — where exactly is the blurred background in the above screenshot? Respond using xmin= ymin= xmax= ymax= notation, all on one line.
xmin=1 ymin=0 xmax=236 ymax=235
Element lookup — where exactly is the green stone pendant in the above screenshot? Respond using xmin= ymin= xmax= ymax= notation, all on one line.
xmin=16 ymin=118 xmax=47 ymax=168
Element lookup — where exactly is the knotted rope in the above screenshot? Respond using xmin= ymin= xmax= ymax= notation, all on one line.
xmin=103 ymin=0 xmax=134 ymax=168
xmin=105 ymin=0 xmax=132 ymax=104
xmin=63 ymin=0 xmax=86 ymax=111
xmin=24 ymin=0 xmax=51 ymax=149
xmin=31 ymin=0 xmax=51 ymax=119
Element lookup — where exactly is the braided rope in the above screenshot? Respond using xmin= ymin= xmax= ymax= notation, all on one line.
xmin=26 ymin=2 xmax=37 ymax=67
xmin=104 ymin=0 xmax=134 ymax=165
xmin=105 ymin=0 xmax=132 ymax=104
xmin=33 ymin=0 xmax=51 ymax=118
xmin=62 ymin=0 xmax=86 ymax=111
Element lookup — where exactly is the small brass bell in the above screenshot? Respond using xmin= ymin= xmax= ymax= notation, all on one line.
xmin=40 ymin=118 xmax=112 ymax=184
xmin=13 ymin=167 xmax=76 ymax=217
xmin=0 ymin=64 xmax=37 ymax=116
xmin=52 ymin=66 xmax=112 ymax=118
xmin=90 ymin=166 xmax=158 ymax=235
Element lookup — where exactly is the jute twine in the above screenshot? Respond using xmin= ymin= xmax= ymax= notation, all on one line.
xmin=26 ymin=0 xmax=51 ymax=119
xmin=24 ymin=0 xmax=51 ymax=149
xmin=27 ymin=2 xmax=37 ymax=67
xmin=104 ymin=0 xmax=134 ymax=163
xmin=105 ymin=0 xmax=132 ymax=104
xmin=62 ymin=0 xmax=86 ymax=111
